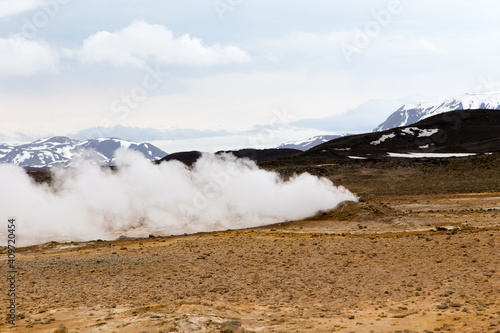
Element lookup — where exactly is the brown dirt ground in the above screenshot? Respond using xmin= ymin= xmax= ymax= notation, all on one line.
xmin=1 ymin=158 xmax=500 ymax=332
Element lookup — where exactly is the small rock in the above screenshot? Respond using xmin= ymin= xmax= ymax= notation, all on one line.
xmin=437 ymin=304 xmax=448 ymax=309
xmin=52 ymin=324 xmax=69 ymax=333
xmin=220 ymin=320 xmax=244 ymax=333
xmin=117 ymin=235 xmax=131 ymax=240
xmin=41 ymin=318 xmax=54 ymax=324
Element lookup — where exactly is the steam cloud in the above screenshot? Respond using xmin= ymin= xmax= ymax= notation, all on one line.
xmin=0 ymin=150 xmax=358 ymax=246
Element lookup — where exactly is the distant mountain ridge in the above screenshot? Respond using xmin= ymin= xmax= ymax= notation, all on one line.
xmin=276 ymin=135 xmax=343 ymax=151
xmin=0 ymin=137 xmax=167 ymax=168
xmin=374 ymin=91 xmax=500 ymax=132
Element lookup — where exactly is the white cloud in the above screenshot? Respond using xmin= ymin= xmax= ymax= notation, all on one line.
xmin=0 ymin=36 xmax=59 ymax=76
xmin=248 ymin=31 xmax=351 ymax=62
xmin=72 ymin=20 xmax=252 ymax=67
xmin=374 ymin=36 xmax=449 ymax=57
xmin=0 ymin=0 xmax=43 ymax=18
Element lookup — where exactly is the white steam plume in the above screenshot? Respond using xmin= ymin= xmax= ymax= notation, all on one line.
xmin=0 ymin=150 xmax=358 ymax=246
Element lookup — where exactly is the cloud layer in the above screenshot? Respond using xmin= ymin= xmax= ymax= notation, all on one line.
xmin=0 ymin=36 xmax=58 ymax=76
xmin=72 ymin=21 xmax=251 ymax=67
xmin=0 ymin=0 xmax=43 ymax=19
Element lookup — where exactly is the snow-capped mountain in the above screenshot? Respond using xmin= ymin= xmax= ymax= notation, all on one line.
xmin=0 ymin=137 xmax=168 ymax=168
xmin=374 ymin=91 xmax=500 ymax=132
xmin=277 ymin=135 xmax=342 ymax=151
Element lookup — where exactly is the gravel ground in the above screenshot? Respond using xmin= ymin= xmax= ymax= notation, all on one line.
xmin=2 ymin=158 xmax=500 ymax=332
xmin=1 ymin=193 xmax=499 ymax=332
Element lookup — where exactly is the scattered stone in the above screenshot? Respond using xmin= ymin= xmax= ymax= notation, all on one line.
xmin=52 ymin=324 xmax=69 ymax=333
xmin=117 ymin=235 xmax=132 ymax=240
xmin=41 ymin=318 xmax=55 ymax=324
xmin=220 ymin=320 xmax=244 ymax=333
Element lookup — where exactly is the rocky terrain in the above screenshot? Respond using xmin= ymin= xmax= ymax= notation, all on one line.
xmin=1 ymin=154 xmax=500 ymax=332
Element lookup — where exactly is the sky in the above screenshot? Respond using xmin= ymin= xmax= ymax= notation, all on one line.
xmin=1 ymin=0 xmax=500 ymax=153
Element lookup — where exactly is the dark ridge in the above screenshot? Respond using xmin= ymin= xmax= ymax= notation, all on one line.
xmin=157 ymin=148 xmax=302 ymax=166
xmin=216 ymin=148 xmax=302 ymax=162
xmin=301 ymin=109 xmax=500 ymax=159
xmin=26 ymin=170 xmax=53 ymax=184
xmin=157 ymin=151 xmax=202 ymax=166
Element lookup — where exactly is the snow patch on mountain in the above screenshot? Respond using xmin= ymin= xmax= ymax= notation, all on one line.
xmin=369 ymin=126 xmax=441 ymax=148
xmin=375 ymin=91 xmax=500 ymax=132
xmin=370 ymin=133 xmax=396 ymax=145
xmin=400 ymin=127 xmax=439 ymax=137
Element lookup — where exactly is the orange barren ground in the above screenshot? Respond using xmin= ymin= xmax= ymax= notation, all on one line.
xmin=1 ymin=192 xmax=499 ymax=333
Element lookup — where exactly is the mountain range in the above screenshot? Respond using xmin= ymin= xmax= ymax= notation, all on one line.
xmin=374 ymin=91 xmax=500 ymax=132
xmin=279 ymin=91 xmax=500 ymax=151
xmin=4 ymin=92 xmax=500 ymax=168
xmin=163 ymin=109 xmax=500 ymax=166
xmin=0 ymin=137 xmax=167 ymax=168
xmin=276 ymin=135 xmax=342 ymax=151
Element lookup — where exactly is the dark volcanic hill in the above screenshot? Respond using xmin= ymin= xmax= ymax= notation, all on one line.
xmin=157 ymin=148 xmax=302 ymax=166
xmin=303 ymin=109 xmax=500 ymax=159
xmin=217 ymin=148 xmax=301 ymax=162
xmin=158 ymin=151 xmax=202 ymax=166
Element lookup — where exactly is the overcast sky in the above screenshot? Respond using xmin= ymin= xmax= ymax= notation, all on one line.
xmin=1 ymin=0 xmax=500 ymax=152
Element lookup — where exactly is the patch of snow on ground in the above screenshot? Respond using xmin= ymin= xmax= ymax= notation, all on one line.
xmin=370 ymin=133 xmax=396 ymax=145
xmin=401 ymin=127 xmax=419 ymax=135
xmin=388 ymin=152 xmax=476 ymax=158
xmin=418 ymin=129 xmax=440 ymax=137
